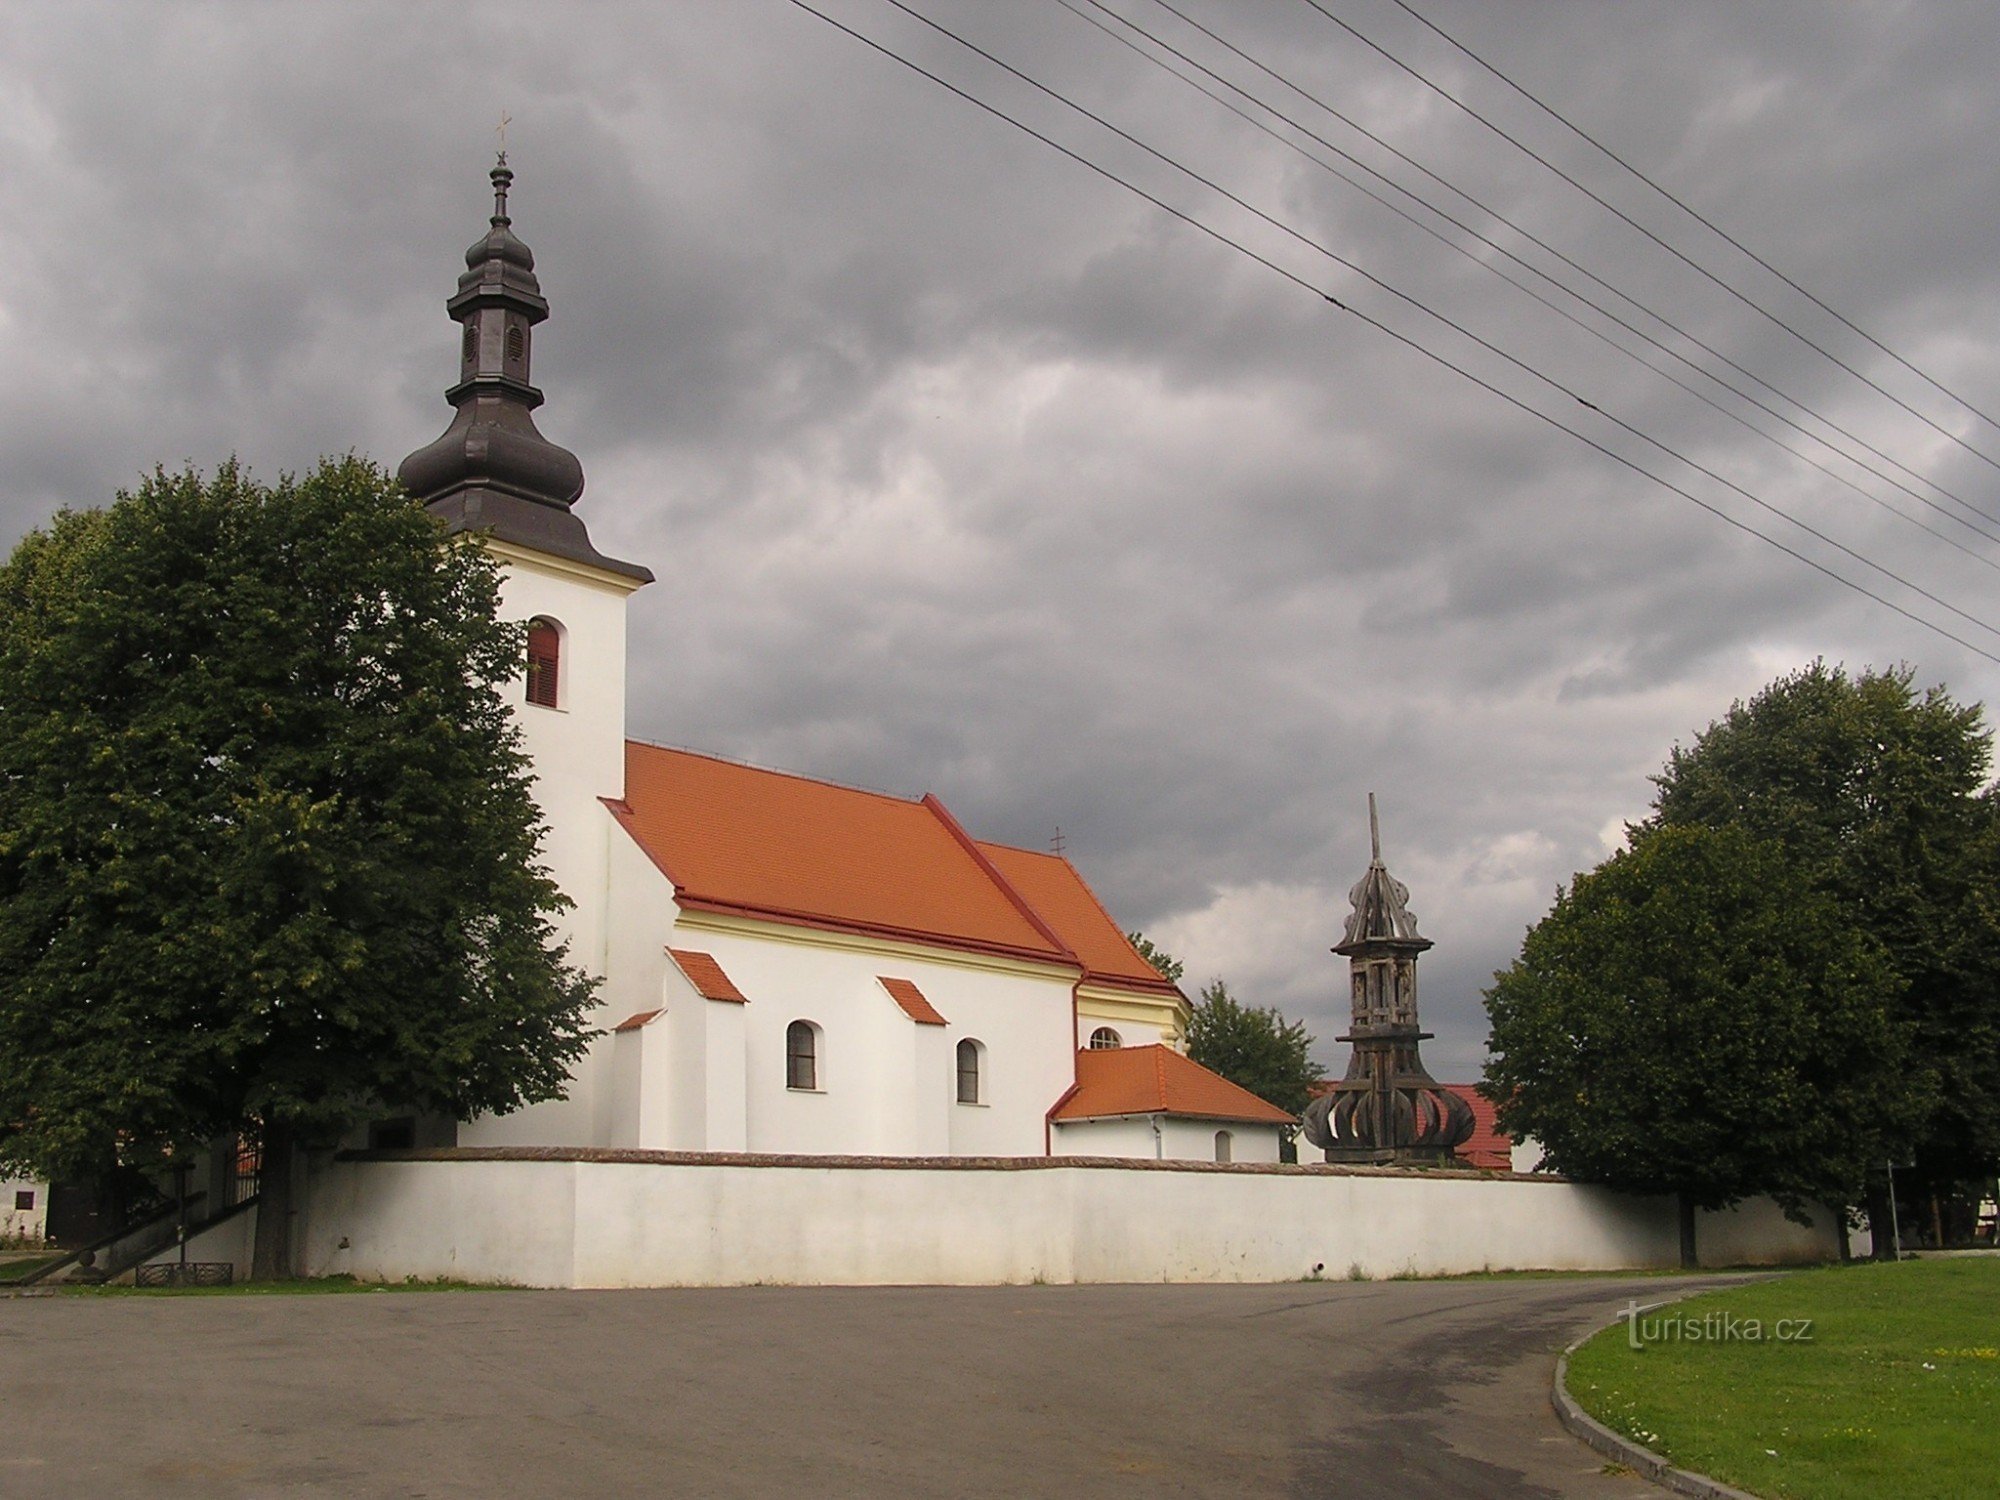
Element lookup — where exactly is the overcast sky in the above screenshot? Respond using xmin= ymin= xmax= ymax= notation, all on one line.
xmin=8 ymin=1 xmax=2000 ymax=1079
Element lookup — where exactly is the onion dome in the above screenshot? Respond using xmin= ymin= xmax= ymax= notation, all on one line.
xmin=398 ymin=157 xmax=651 ymax=583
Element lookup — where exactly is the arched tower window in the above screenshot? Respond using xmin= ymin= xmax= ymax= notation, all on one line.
xmin=956 ymin=1039 xmax=984 ymax=1104
xmin=786 ymin=1020 xmax=821 ymax=1091
xmin=1088 ymin=1027 xmax=1122 ymax=1050
xmin=1213 ymin=1130 xmax=1233 ymax=1163
xmin=526 ymin=617 xmax=562 ymax=708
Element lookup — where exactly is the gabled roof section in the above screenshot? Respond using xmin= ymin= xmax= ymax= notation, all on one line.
xmin=1052 ymin=1045 xmax=1295 ymax=1126
xmin=974 ymin=842 xmax=1182 ymax=995
xmin=666 ymin=948 xmax=748 ymax=1003
xmin=614 ymin=743 xmax=1074 ymax=966
xmin=878 ymin=977 xmax=947 ymax=1026
xmin=611 ymin=1009 xmax=660 ymax=1033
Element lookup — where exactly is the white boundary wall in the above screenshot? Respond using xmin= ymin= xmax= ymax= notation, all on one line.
xmin=300 ymin=1150 xmax=1838 ymax=1288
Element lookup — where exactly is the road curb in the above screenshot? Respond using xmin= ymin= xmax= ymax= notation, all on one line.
xmin=1551 ymin=1311 xmax=1762 ymax=1500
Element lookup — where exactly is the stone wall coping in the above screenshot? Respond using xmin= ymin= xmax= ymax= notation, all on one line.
xmin=334 ymin=1144 xmax=1568 ymax=1182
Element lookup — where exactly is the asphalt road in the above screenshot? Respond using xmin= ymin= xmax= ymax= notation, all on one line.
xmin=0 ymin=1275 xmax=1740 ymax=1499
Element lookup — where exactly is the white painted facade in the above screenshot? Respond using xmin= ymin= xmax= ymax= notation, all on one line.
xmin=1 ymin=1177 xmax=47 ymax=1243
xmin=1051 ymin=1116 xmax=1284 ymax=1164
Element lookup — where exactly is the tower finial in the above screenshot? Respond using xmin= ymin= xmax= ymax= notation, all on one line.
xmin=490 ymin=152 xmax=513 ymax=227
xmin=1368 ymin=792 xmax=1381 ymax=863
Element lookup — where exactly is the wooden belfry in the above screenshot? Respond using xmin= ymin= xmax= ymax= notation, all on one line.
xmin=1302 ymin=795 xmax=1474 ymax=1165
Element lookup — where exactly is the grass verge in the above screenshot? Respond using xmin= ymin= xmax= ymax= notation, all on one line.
xmin=1566 ymin=1257 xmax=1999 ymax=1499
xmin=0 ymin=1252 xmax=67 ymax=1284
xmin=61 ymin=1273 xmax=518 ymax=1297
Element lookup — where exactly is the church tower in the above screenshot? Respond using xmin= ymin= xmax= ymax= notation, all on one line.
xmin=400 ymin=159 xmax=651 ymax=1139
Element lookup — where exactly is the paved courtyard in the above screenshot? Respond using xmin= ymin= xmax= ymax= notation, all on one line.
xmin=0 ymin=1275 xmax=1735 ymax=1498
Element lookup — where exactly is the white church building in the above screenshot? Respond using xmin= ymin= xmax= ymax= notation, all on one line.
xmin=391 ymin=160 xmax=1293 ymax=1167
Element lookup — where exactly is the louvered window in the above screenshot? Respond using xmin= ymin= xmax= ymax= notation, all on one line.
xmin=526 ymin=619 xmax=560 ymax=708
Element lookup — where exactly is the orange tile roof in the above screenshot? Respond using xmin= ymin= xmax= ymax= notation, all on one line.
xmin=975 ymin=842 xmax=1183 ymax=995
xmin=613 ymin=743 xmax=1075 ymax=965
xmin=1441 ymin=1084 xmax=1515 ymax=1171
xmin=1052 ymin=1045 xmax=1295 ymax=1125
xmin=879 ymin=976 xmax=947 ymax=1026
xmin=611 ymin=1009 xmax=660 ymax=1032
xmin=666 ymin=948 xmax=748 ymax=1003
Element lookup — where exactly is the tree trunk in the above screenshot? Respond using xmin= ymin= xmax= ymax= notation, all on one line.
xmin=251 ymin=1119 xmax=297 ymax=1281
xmin=1834 ymin=1203 xmax=1852 ymax=1263
xmin=1865 ymin=1179 xmax=1899 ymax=1260
xmin=1677 ymin=1192 xmax=1698 ymax=1270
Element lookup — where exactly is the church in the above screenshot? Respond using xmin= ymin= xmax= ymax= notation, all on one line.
xmin=394 ymin=160 xmax=1293 ymax=1166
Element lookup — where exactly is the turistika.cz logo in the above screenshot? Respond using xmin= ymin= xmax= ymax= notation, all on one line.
xmin=1619 ymin=1298 xmax=1814 ymax=1349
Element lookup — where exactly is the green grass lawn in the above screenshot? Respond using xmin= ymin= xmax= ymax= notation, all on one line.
xmin=0 ymin=1251 xmax=66 ymax=1284
xmin=1567 ymin=1257 xmax=1999 ymax=1499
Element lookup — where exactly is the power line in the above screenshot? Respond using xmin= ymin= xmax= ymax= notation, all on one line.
xmin=1089 ymin=0 xmax=2000 ymax=537
xmin=1386 ymin=0 xmax=2000 ymax=439
xmin=1299 ymin=0 xmax=2000 ymax=476
xmin=874 ymin=0 xmax=2000 ymax=642
xmin=780 ymin=0 xmax=2000 ymax=667
xmin=1054 ymin=0 xmax=2000 ymax=569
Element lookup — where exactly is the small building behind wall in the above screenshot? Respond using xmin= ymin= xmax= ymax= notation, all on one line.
xmin=1052 ymin=1044 xmax=1295 ymax=1163
xmin=1 ymin=1177 xmax=47 ymax=1244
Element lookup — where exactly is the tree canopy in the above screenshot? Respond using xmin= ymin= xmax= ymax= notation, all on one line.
xmin=1651 ymin=662 xmax=2000 ymax=1191
xmin=1184 ymin=979 xmax=1318 ymax=1120
xmin=0 ymin=458 xmax=596 ymax=1271
xmin=1484 ymin=822 xmax=1913 ymax=1224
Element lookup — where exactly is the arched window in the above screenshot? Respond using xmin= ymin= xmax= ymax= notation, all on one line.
xmin=526 ymin=617 xmax=562 ymax=708
xmin=1213 ymin=1129 xmax=1233 ymax=1164
xmin=956 ymin=1039 xmax=984 ymax=1104
xmin=1088 ymin=1027 xmax=1122 ymax=1050
xmin=786 ymin=1020 xmax=820 ymax=1091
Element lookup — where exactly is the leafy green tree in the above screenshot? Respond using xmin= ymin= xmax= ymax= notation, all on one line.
xmin=1485 ymin=823 xmax=1915 ymax=1263
xmin=1651 ymin=662 xmax=2000 ymax=1208
xmin=0 ymin=459 xmax=597 ymax=1277
xmin=1185 ymin=980 xmax=1318 ymax=1119
xmin=1126 ymin=930 xmax=1184 ymax=984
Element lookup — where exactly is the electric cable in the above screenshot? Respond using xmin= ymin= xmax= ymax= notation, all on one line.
xmin=1099 ymin=0 xmax=2000 ymax=533
xmin=1384 ymin=0 xmax=2000 ymax=438
xmin=1300 ymin=0 xmax=2000 ymax=473
xmin=875 ymin=0 xmax=2000 ymax=641
xmin=1054 ymin=0 xmax=2000 ymax=566
xmin=782 ymin=0 xmax=2000 ymax=666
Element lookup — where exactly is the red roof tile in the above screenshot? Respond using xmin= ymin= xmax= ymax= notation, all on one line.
xmin=613 ymin=744 xmax=1072 ymax=965
xmin=1441 ymin=1084 xmax=1515 ymax=1171
xmin=879 ymin=976 xmax=948 ymax=1026
xmin=1052 ymin=1045 xmax=1295 ymax=1125
xmin=612 ymin=1009 xmax=660 ymax=1033
xmin=666 ymin=948 xmax=748 ymax=1003
xmin=975 ymin=843 xmax=1183 ymax=995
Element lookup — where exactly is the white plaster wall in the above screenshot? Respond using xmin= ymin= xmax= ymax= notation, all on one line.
xmin=1 ymin=1178 xmax=47 ymax=1242
xmin=307 ymin=1159 xmax=578 ymax=1286
xmin=304 ymin=1156 xmax=1842 ymax=1288
xmin=460 ymin=548 xmax=644 ymax=1150
xmin=1053 ymin=1117 xmax=1283 ymax=1163
xmin=138 ymin=1205 xmax=256 ymax=1279
xmin=1052 ymin=1117 xmax=1162 ymax=1159
xmin=671 ymin=924 xmax=1075 ymax=1158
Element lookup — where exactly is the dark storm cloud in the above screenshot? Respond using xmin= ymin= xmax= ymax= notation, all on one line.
xmin=7 ymin=1 xmax=2000 ymax=1078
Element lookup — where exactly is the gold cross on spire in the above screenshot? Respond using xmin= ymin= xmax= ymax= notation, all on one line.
xmin=496 ymin=110 xmax=512 ymax=164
